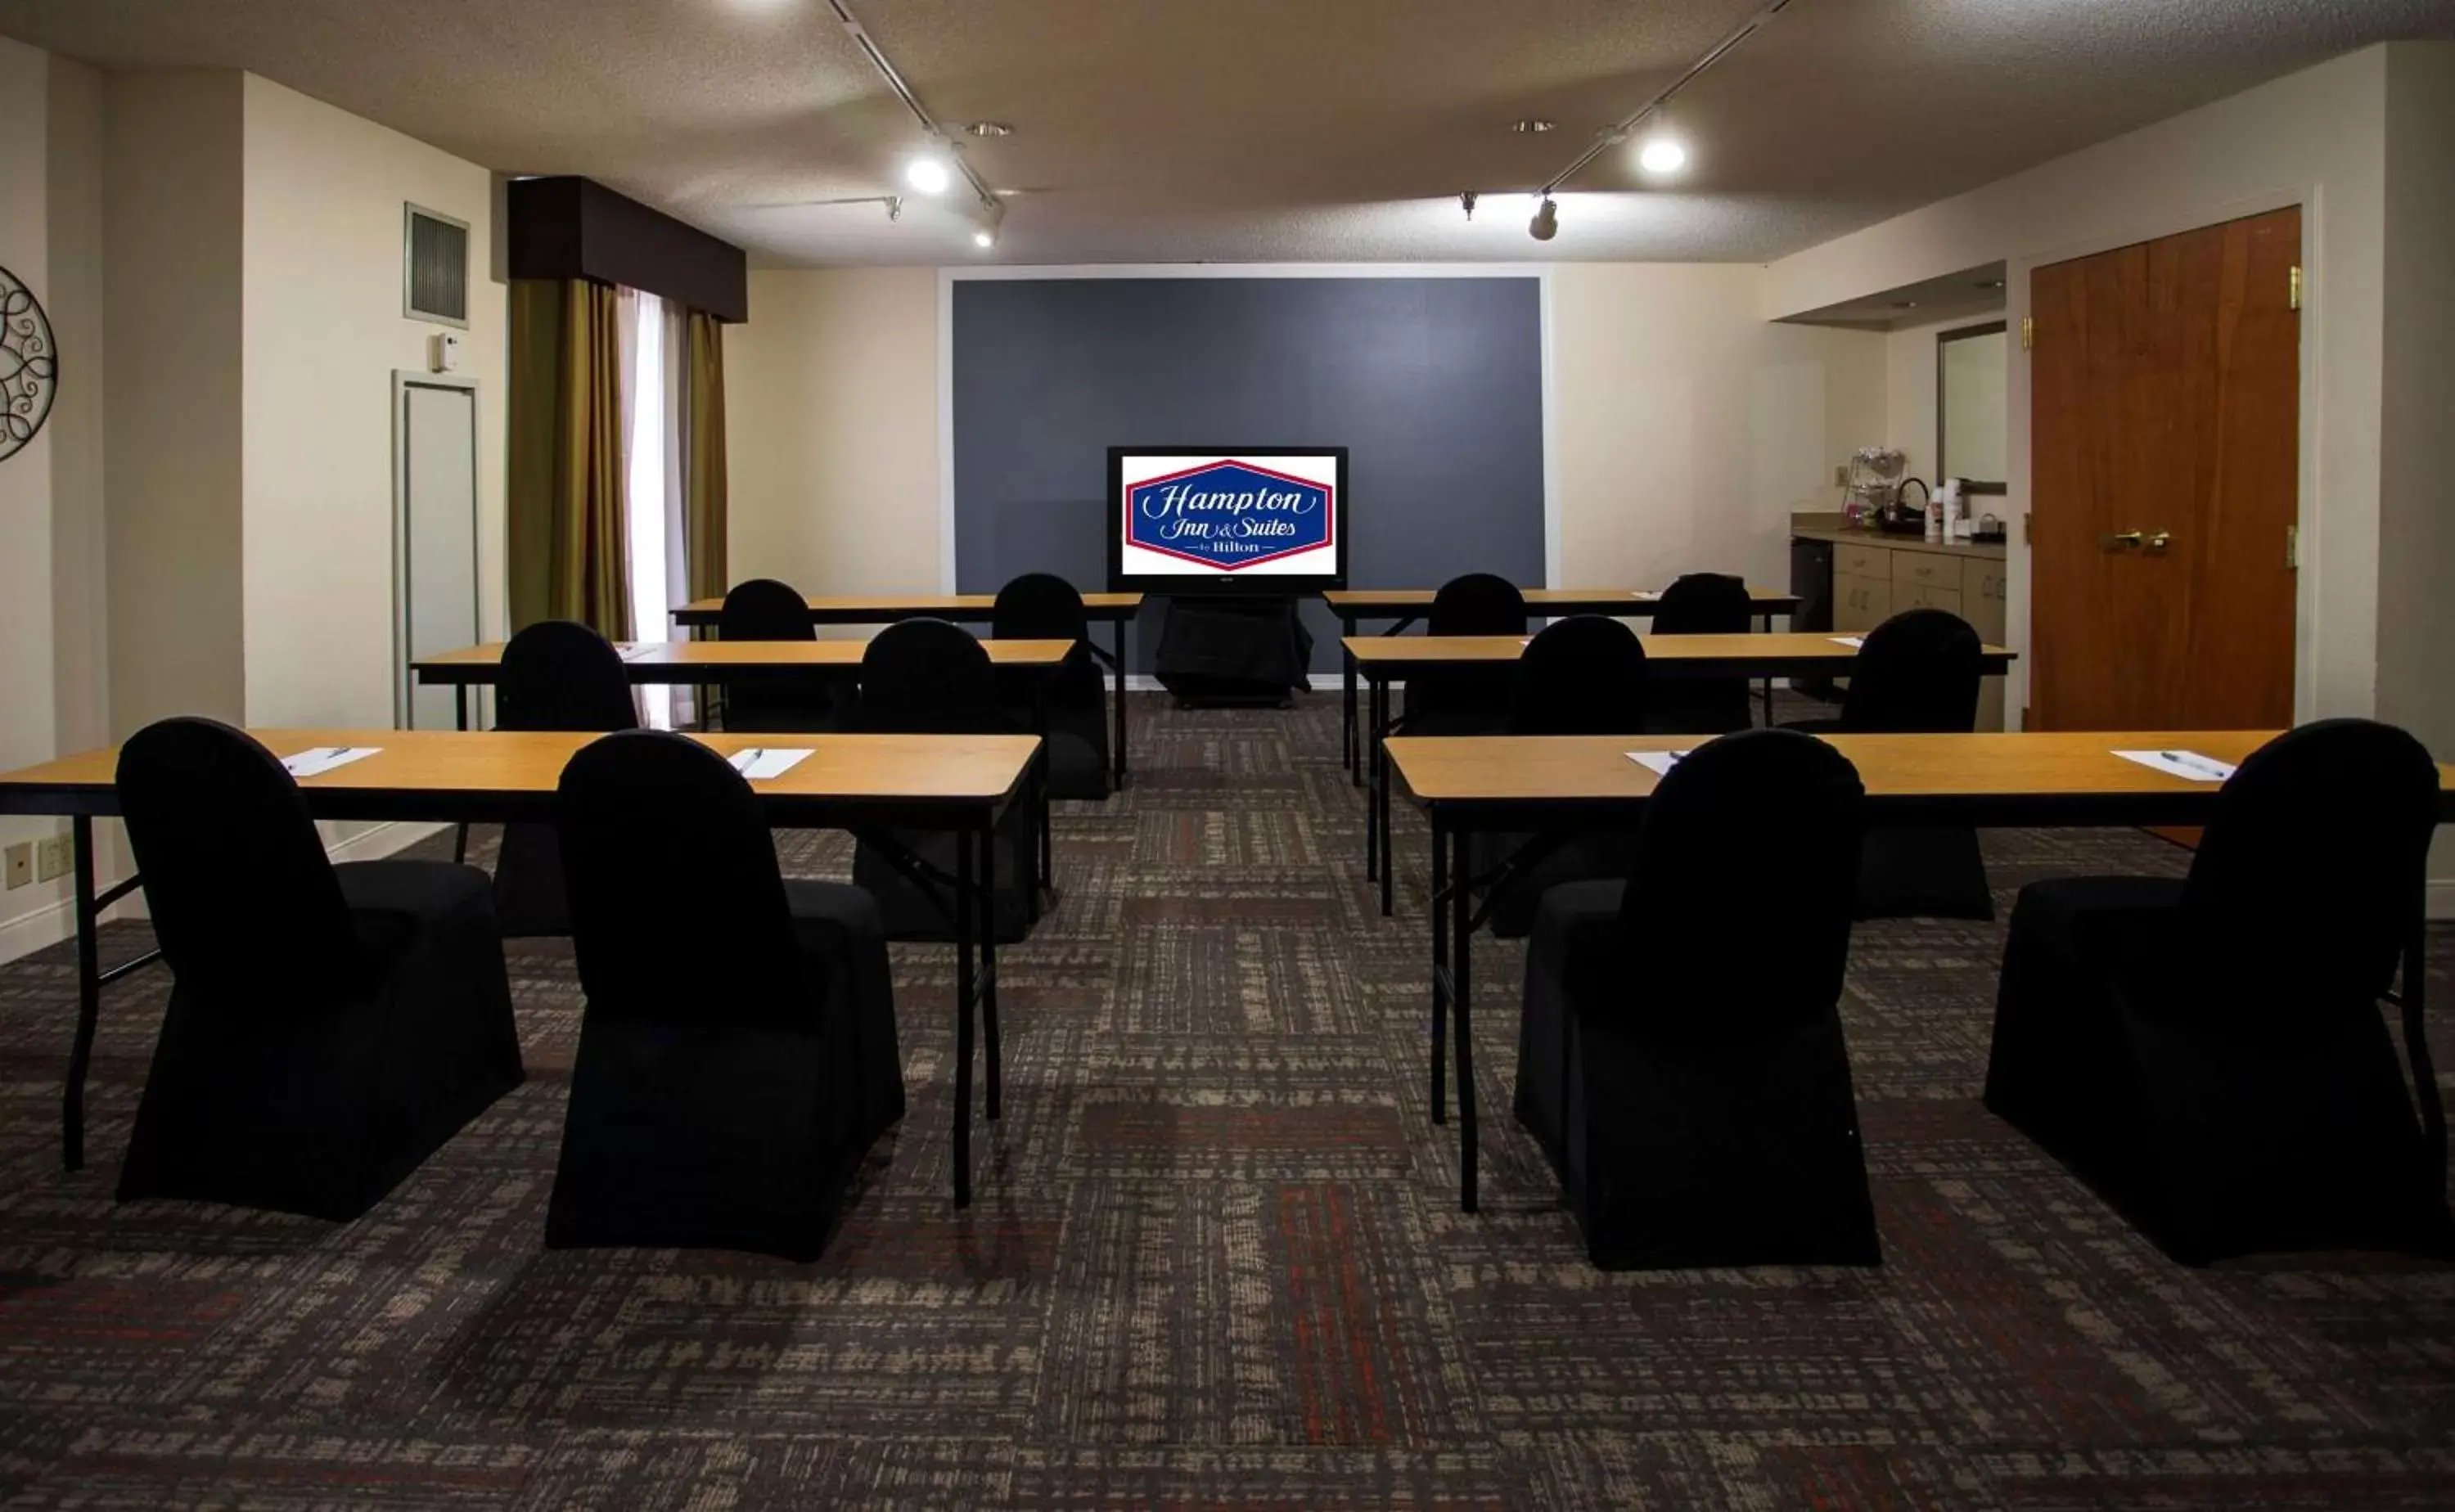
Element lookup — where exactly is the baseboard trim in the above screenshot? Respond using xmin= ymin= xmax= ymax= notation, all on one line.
xmin=0 ymin=893 xmax=79 ymax=966
xmin=0 ymin=820 xmax=449 ymax=966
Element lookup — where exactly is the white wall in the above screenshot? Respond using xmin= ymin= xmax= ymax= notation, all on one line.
xmin=0 ymin=52 xmax=508 ymax=961
xmin=723 ymin=267 xmax=942 ymax=631
xmin=239 ymin=74 xmax=507 ymax=727
xmin=1549 ymin=263 xmax=1882 ymax=593
xmin=723 ymin=263 xmax=1882 ymax=614
xmin=0 ymin=36 xmax=64 ymax=950
xmin=1766 ymin=44 xmax=2396 ymax=739
xmin=2376 ymin=44 xmax=2455 ymax=891
xmin=104 ymin=70 xmax=248 ymax=740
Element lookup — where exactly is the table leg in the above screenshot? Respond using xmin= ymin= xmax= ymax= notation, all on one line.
xmin=1452 ymin=821 xmax=1478 ymax=1213
xmin=452 ymin=688 xmax=471 ymax=862
xmin=1110 ymin=618 xmax=1129 ymax=791
xmin=953 ymin=817 xmax=976 ymax=1208
xmin=62 ymin=817 xmax=100 ymax=1172
xmin=981 ymin=821 xmax=1002 ymax=1124
xmin=1365 ymin=674 xmax=1383 ymax=883
xmin=1377 ymin=699 xmax=1394 ymax=917
xmin=1759 ymin=611 xmax=1776 ymax=725
xmin=1034 ymin=677 xmax=1053 ymax=891
xmin=1341 ymin=615 xmax=1359 ymax=783
xmin=1430 ymin=809 xmax=1448 ymax=1126
xmin=2399 ymin=924 xmax=2448 ymax=1233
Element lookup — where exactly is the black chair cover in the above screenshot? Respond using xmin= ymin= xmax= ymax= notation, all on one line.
xmin=993 ymin=572 xmax=1110 ymax=799
xmin=1403 ymin=573 xmax=1527 ymax=736
xmin=1647 ymin=571 xmax=1756 ymax=735
xmin=1151 ymin=596 xmax=1313 ymax=704
xmin=547 ymin=731 xmax=903 ymax=1260
xmin=849 ymin=619 xmax=1040 ymax=942
xmin=1472 ymin=616 xmax=1648 ymax=938
xmin=1984 ymin=718 xmax=2448 ymax=1263
xmin=491 ymin=620 xmax=639 ymax=937
xmin=1788 ymin=607 xmax=1993 ymax=919
xmin=718 ymin=578 xmax=840 ymax=733
xmin=1516 ymin=728 xmax=1879 ymax=1269
xmin=115 ymin=718 xmax=523 ymax=1220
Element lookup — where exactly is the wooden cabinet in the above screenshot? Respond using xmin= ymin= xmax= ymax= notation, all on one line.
xmin=1962 ymin=558 xmax=2008 ymax=731
xmin=1795 ymin=530 xmax=2011 ymax=730
xmin=1832 ymin=572 xmax=1890 ymax=632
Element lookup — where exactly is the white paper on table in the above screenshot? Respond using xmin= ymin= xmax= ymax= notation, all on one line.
xmin=282 ymin=746 xmax=382 ymax=779
xmin=2112 ymin=749 xmax=2237 ymax=783
xmin=1626 ymin=751 xmax=1690 ymax=777
xmin=615 ymin=645 xmax=659 ymax=662
xmin=1828 ymin=636 xmax=1866 ymax=649
xmin=727 ymin=747 xmax=813 ymax=781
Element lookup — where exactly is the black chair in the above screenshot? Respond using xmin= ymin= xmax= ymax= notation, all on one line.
xmin=490 ymin=620 xmax=638 ymax=937
xmin=1647 ymin=571 xmax=1756 ymax=736
xmin=718 ymin=578 xmax=841 ymax=733
xmin=1516 ymin=728 xmax=1879 ymax=1269
xmin=849 ymin=619 xmax=1041 ymax=943
xmin=1984 ymin=718 xmax=2448 ymax=1264
xmin=993 ymin=572 xmax=1110 ymax=800
xmin=115 ymin=718 xmax=524 ymax=1221
xmin=547 ymin=731 xmax=904 ymax=1260
xmin=1401 ymin=573 xmax=1527 ymax=736
xmin=1472 ymin=616 xmax=1649 ymax=938
xmin=1786 ymin=606 xmax=1993 ymax=920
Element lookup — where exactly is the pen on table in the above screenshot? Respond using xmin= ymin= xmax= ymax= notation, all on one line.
xmin=2159 ymin=750 xmax=2228 ymax=779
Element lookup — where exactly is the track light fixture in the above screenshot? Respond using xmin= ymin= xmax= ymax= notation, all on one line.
xmin=972 ymin=200 xmax=1007 ymax=250
xmin=1528 ymin=197 xmax=1559 ymax=241
xmin=832 ymin=0 xmax=1007 ymax=237
xmin=885 ymin=195 xmax=903 ymax=223
xmin=1459 ymin=190 xmax=1479 ymax=223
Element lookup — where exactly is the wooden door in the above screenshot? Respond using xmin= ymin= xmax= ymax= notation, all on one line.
xmin=2029 ymin=206 xmax=2300 ymax=732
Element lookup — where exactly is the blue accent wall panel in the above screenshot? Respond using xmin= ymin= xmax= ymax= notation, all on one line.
xmin=950 ymin=277 xmax=1545 ymax=673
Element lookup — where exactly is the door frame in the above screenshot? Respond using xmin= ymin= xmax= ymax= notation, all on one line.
xmin=391 ymin=370 xmax=485 ymax=731
xmin=2003 ymin=185 xmax=2320 ymax=729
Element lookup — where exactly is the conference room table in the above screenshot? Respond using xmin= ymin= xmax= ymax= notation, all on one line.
xmin=1322 ymin=587 xmax=1804 ymax=778
xmin=1387 ymin=729 xmax=2455 ymax=1213
xmin=671 ymin=592 xmax=1145 ymax=789
xmin=1347 ymin=632 xmax=2020 ymax=914
xmin=0 ymin=728 xmax=1043 ymax=1209
xmin=413 ymin=638 xmax=1079 ymax=887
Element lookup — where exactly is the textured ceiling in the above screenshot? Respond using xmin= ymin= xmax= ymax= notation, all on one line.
xmin=2 ymin=0 xmax=2450 ymax=267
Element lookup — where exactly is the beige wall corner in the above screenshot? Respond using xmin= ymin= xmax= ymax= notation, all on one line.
xmin=723 ymin=267 xmax=942 ymax=629
xmin=1551 ymin=263 xmax=1884 ymax=596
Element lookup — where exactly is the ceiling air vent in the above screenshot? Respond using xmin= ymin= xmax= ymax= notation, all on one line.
xmin=403 ymin=204 xmax=470 ymax=329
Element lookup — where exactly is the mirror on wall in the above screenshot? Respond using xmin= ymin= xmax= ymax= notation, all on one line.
xmin=1937 ymin=321 xmax=2007 ymax=495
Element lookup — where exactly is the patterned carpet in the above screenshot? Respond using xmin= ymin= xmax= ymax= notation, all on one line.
xmin=2 ymin=695 xmax=2452 ymax=1509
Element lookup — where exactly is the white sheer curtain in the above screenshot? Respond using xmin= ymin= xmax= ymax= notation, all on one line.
xmin=617 ymin=289 xmax=695 ymax=728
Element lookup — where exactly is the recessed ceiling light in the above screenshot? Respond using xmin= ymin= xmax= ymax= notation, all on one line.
xmin=965 ymin=121 xmax=1012 ymax=137
xmin=1512 ymin=118 xmax=1556 ymax=133
xmin=1889 ymin=299 xmax=1919 ymax=309
xmin=905 ymin=154 xmax=952 ymax=194
xmin=1637 ymin=135 xmax=1688 ymax=176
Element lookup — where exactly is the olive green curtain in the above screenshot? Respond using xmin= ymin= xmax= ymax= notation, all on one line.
xmin=507 ymin=278 xmax=631 ymax=638
xmin=683 ymin=309 xmax=729 ymax=602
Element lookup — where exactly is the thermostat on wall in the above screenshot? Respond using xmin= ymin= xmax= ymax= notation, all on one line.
xmin=428 ymin=332 xmax=463 ymax=374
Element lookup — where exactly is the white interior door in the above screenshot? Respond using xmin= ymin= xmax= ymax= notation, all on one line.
xmin=396 ymin=376 xmax=481 ymax=730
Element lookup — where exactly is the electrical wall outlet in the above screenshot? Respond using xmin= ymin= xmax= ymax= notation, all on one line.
xmin=1834 ymin=464 xmax=1849 ymax=487
xmin=35 ymin=835 xmax=70 ymax=883
xmin=2 ymin=842 xmax=29 ymax=890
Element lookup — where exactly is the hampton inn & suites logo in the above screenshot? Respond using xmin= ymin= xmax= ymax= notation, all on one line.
xmin=1126 ymin=461 xmax=1333 ymax=571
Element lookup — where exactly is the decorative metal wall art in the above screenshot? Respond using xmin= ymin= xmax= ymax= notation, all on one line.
xmin=1 ymin=264 xmax=57 ymax=463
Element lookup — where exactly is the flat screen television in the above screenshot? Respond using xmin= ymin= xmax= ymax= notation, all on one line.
xmin=1108 ymin=447 xmax=1349 ymax=594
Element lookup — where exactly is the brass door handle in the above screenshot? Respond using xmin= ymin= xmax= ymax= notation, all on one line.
xmin=2146 ymin=530 xmax=2172 ymax=552
xmin=2103 ymin=530 xmax=2143 ymax=549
